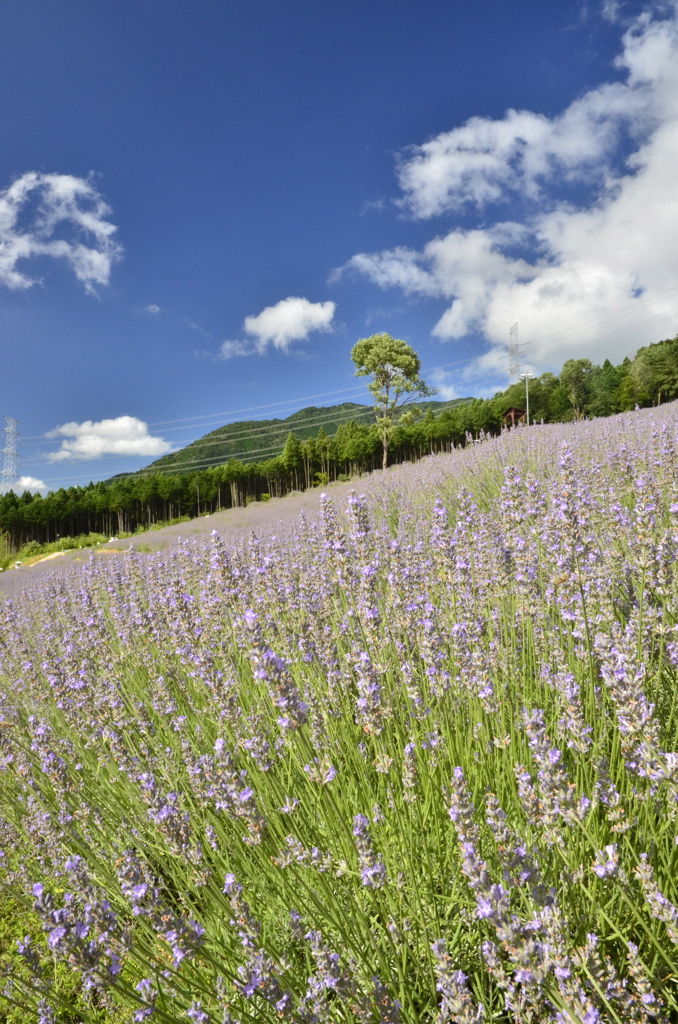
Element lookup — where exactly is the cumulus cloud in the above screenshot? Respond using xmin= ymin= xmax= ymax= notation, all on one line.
xmin=0 ymin=475 xmax=46 ymax=495
xmin=340 ymin=4 xmax=678 ymax=374
xmin=18 ymin=475 xmax=47 ymax=492
xmin=0 ymin=172 xmax=122 ymax=294
xmin=218 ymin=296 xmax=336 ymax=359
xmin=45 ymin=416 xmax=171 ymax=462
xmin=396 ymin=86 xmax=649 ymax=219
xmin=144 ymin=304 xmax=161 ymax=314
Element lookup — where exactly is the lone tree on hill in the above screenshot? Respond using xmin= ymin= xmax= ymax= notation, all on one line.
xmin=350 ymin=333 xmax=436 ymax=471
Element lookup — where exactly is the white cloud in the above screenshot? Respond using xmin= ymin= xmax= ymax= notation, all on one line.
xmin=396 ymin=83 xmax=649 ymax=219
xmin=428 ymin=369 xmax=460 ymax=402
xmin=18 ymin=475 xmax=46 ymax=492
xmin=45 ymin=416 xmax=171 ymax=462
xmin=244 ymin=296 xmax=336 ymax=352
xmin=144 ymin=304 xmax=161 ymax=314
xmin=341 ymin=4 xmax=678 ymax=374
xmin=219 ymin=296 xmax=336 ymax=358
xmin=601 ymin=0 xmax=622 ymax=23
xmin=219 ymin=339 xmax=254 ymax=359
xmin=186 ymin=319 xmax=213 ymax=339
xmin=0 ymin=475 xmax=46 ymax=494
xmin=0 ymin=172 xmax=122 ymax=294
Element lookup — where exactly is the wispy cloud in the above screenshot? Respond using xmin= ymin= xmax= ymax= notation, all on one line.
xmin=360 ymin=196 xmax=389 ymax=215
xmin=428 ymin=369 xmax=460 ymax=402
xmin=45 ymin=416 xmax=171 ymax=462
xmin=339 ymin=3 xmax=678 ymax=372
xmin=218 ymin=339 xmax=253 ymax=359
xmin=0 ymin=172 xmax=122 ymax=294
xmin=364 ymin=305 xmax=407 ymax=327
xmin=218 ymin=296 xmax=336 ymax=359
xmin=185 ymin=319 xmax=213 ymax=339
xmin=143 ymin=304 xmax=162 ymax=314
xmin=600 ymin=0 xmax=623 ymax=24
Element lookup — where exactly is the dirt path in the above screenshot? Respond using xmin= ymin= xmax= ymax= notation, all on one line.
xmin=0 ymin=477 xmax=373 ymax=600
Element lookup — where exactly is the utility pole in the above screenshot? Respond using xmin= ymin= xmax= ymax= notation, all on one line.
xmin=508 ymin=323 xmax=521 ymax=384
xmin=520 ymin=373 xmax=533 ymax=427
xmin=1 ymin=418 xmax=19 ymax=492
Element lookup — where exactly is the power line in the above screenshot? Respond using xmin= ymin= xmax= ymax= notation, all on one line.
xmin=70 ymin=401 xmax=449 ymax=479
xmin=508 ymin=323 xmax=521 ymax=384
xmin=17 ymin=284 xmax=678 ymax=449
xmin=33 ymin=387 xmax=481 ymax=482
xmin=15 ymin=290 xmax=678 ymax=488
xmin=19 ymin=355 xmax=477 ymax=446
xmin=20 ymin=404 xmax=378 ymax=467
xmin=520 ymin=283 xmax=678 ymax=345
xmin=36 ymin=404 xmax=374 ymax=458
xmin=100 ymin=297 xmax=678 ymax=479
xmin=23 ymin=354 xmax=476 ymax=451
xmin=98 ymin=409 xmax=379 ymax=478
xmin=136 ymin=408 xmax=377 ymax=461
xmin=35 ymin=382 xmax=510 ymax=488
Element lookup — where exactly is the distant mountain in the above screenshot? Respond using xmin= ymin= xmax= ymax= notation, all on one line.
xmin=119 ymin=398 xmax=471 ymax=478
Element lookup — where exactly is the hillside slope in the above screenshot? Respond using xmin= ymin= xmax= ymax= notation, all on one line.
xmin=129 ymin=398 xmax=470 ymax=476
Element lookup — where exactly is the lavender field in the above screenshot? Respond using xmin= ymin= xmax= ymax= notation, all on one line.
xmin=2 ymin=407 xmax=678 ymax=1024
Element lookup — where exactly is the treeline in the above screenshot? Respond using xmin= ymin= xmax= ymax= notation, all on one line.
xmin=1 ymin=336 xmax=676 ymax=549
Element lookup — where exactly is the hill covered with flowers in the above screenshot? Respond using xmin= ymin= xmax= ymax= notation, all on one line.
xmin=1 ymin=403 xmax=678 ymax=1021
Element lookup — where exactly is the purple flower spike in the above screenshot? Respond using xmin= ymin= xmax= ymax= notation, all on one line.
xmin=352 ymin=813 xmax=387 ymax=888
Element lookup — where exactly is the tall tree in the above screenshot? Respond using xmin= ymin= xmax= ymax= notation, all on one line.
xmin=350 ymin=333 xmax=436 ymax=470
xmin=631 ymin=336 xmax=678 ymax=406
xmin=281 ymin=432 xmax=303 ymax=489
xmin=560 ymin=358 xmax=594 ymax=419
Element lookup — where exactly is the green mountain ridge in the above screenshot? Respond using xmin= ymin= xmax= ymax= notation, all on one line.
xmin=112 ymin=398 xmax=471 ymax=479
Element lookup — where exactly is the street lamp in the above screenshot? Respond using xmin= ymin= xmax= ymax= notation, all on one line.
xmin=520 ymin=372 xmax=533 ymax=427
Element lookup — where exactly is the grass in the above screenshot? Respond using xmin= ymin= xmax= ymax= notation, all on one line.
xmin=0 ymin=533 xmax=109 ymax=571
xmin=0 ymin=516 xmax=198 ymax=572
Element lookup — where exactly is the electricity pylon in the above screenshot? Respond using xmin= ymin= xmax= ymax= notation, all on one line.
xmin=1 ymin=418 xmax=19 ymax=492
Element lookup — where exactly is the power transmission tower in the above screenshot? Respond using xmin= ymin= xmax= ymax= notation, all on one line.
xmin=1 ymin=418 xmax=19 ymax=492
xmin=508 ymin=323 xmax=521 ymax=384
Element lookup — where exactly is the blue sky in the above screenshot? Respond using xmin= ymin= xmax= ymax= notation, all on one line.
xmin=1 ymin=0 xmax=677 ymax=491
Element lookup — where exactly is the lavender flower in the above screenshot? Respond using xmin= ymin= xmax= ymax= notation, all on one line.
xmin=244 ymin=611 xmax=308 ymax=731
xmin=134 ymin=978 xmax=157 ymax=1021
xmin=625 ymin=942 xmax=665 ymax=1022
xmin=522 ymin=708 xmax=590 ymax=835
xmin=138 ymin=772 xmax=194 ymax=858
xmin=447 ymin=767 xmax=480 ymax=847
xmin=117 ymin=852 xmax=204 ymax=967
xmin=431 ymin=940 xmax=484 ymax=1024
xmin=401 ymin=741 xmax=417 ymax=802
xmin=352 ymin=813 xmax=387 ymax=888
xmin=188 ymin=738 xmax=266 ymax=844
xmin=354 ymin=652 xmax=387 ymax=735
xmin=36 ymin=1001 xmax=56 ymax=1024
xmin=186 ymin=1002 xmax=210 ymax=1022
xmin=591 ymin=844 xmax=618 ymax=879
xmin=634 ymin=854 xmax=678 ymax=944
xmin=30 ymin=861 xmax=128 ymax=993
